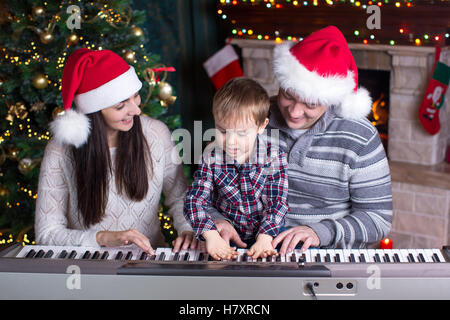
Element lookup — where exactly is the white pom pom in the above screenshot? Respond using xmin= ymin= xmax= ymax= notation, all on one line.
xmin=49 ymin=109 xmax=91 ymax=148
xmin=336 ymin=87 xmax=372 ymax=119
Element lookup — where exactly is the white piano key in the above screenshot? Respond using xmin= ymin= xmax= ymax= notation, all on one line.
xmin=366 ymin=249 xmax=376 ymax=262
xmin=375 ymin=249 xmax=394 ymax=263
xmin=350 ymin=249 xmax=360 ymax=262
xmin=400 ymin=249 xmax=412 ymax=263
xmin=342 ymin=249 xmax=352 ymax=262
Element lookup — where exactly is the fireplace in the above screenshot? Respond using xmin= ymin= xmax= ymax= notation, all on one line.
xmin=359 ymin=69 xmax=390 ymax=152
xmin=231 ymin=39 xmax=450 ymax=248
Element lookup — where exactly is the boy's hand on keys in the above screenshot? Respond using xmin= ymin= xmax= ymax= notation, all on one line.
xmin=246 ymin=234 xmax=277 ymax=259
xmin=202 ymin=230 xmax=238 ymax=261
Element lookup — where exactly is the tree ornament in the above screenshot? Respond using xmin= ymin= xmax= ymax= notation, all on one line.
xmin=67 ymin=33 xmax=79 ymax=46
xmin=39 ymin=30 xmax=54 ymax=44
xmin=52 ymin=107 xmax=65 ymax=120
xmin=32 ymin=6 xmax=45 ymax=18
xmin=123 ymin=50 xmax=135 ymax=63
xmin=18 ymin=158 xmax=35 ymax=175
xmin=131 ymin=26 xmax=144 ymax=37
xmin=7 ymin=146 xmax=20 ymax=161
xmin=6 ymin=102 xmax=28 ymax=121
xmin=158 ymin=81 xmax=173 ymax=101
xmin=32 ymin=73 xmax=48 ymax=89
xmin=0 ymin=185 xmax=9 ymax=197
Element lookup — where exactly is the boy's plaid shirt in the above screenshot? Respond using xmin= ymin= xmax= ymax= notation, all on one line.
xmin=184 ymin=136 xmax=289 ymax=241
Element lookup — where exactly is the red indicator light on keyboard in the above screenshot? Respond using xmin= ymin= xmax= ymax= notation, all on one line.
xmin=380 ymin=238 xmax=393 ymax=249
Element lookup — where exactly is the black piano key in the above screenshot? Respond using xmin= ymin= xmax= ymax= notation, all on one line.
xmin=334 ymin=253 xmax=341 ymax=263
xmin=418 ymin=253 xmax=426 ymax=263
xmin=101 ymin=251 xmax=109 ymax=260
xmin=393 ymin=253 xmax=400 ymax=263
xmin=207 ymin=254 xmax=214 ymax=261
xmin=68 ymin=250 xmax=77 ymax=259
xmin=25 ymin=249 xmax=36 ymax=258
xmin=384 ymin=253 xmax=391 ymax=263
xmin=58 ymin=250 xmax=68 ymax=259
xmin=349 ymin=253 xmax=356 ymax=263
xmin=315 ymin=253 xmax=321 ymax=262
xmin=140 ymin=252 xmax=148 ymax=260
xmin=82 ymin=251 xmax=91 ymax=259
xmin=266 ymin=255 xmax=272 ymax=262
xmin=158 ymin=252 xmax=166 ymax=261
xmin=276 ymin=254 xmax=281 ymax=262
xmin=35 ymin=249 xmax=45 ymax=258
xmin=148 ymin=254 xmax=156 ymax=261
xmin=408 ymin=253 xmax=416 ymax=263
xmin=359 ymin=254 xmax=366 ymax=263
xmin=198 ymin=252 xmax=205 ymax=261
xmin=374 ymin=254 xmax=381 ymax=263
xmin=290 ymin=253 xmax=296 ymax=262
xmin=432 ymin=253 xmax=441 ymax=262
xmin=91 ymin=251 xmax=100 ymax=260
xmin=125 ymin=251 xmax=133 ymax=260
xmin=115 ymin=251 xmax=123 ymax=260
xmin=325 ymin=254 xmax=331 ymax=262
xmin=183 ymin=252 xmax=190 ymax=261
xmin=173 ymin=252 xmax=180 ymax=261
xmin=44 ymin=250 xmax=54 ymax=258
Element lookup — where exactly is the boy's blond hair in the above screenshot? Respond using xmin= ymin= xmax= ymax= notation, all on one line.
xmin=212 ymin=77 xmax=269 ymax=127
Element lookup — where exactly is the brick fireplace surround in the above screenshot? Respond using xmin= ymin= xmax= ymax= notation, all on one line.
xmin=231 ymin=39 xmax=450 ymax=248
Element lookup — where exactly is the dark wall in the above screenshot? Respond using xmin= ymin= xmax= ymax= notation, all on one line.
xmin=133 ymin=0 xmax=228 ymax=136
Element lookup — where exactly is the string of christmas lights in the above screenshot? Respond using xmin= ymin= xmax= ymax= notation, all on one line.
xmin=218 ymin=0 xmax=450 ymax=46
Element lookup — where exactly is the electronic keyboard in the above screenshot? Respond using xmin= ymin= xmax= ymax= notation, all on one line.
xmin=1 ymin=243 xmax=449 ymax=299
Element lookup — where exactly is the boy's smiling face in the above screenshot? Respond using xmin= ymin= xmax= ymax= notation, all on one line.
xmin=215 ymin=116 xmax=268 ymax=164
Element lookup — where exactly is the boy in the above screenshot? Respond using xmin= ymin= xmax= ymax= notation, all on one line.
xmin=184 ymin=77 xmax=289 ymax=260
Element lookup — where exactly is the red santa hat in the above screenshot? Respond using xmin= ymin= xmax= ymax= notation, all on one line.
xmin=273 ymin=26 xmax=372 ymax=119
xmin=50 ymin=48 xmax=142 ymax=147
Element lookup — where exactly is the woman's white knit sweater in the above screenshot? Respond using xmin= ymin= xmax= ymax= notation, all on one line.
xmin=34 ymin=115 xmax=192 ymax=248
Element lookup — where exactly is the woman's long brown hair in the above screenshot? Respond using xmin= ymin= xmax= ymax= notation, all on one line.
xmin=72 ymin=112 xmax=151 ymax=228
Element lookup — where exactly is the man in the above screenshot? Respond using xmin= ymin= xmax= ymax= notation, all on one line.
xmin=211 ymin=26 xmax=392 ymax=255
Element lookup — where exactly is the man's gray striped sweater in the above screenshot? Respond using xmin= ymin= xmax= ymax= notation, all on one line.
xmin=267 ymin=101 xmax=392 ymax=249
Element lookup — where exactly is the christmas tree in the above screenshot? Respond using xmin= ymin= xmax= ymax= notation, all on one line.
xmin=0 ymin=0 xmax=180 ymax=244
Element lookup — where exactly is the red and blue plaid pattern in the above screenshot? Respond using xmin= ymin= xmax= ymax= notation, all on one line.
xmin=184 ymin=137 xmax=289 ymax=241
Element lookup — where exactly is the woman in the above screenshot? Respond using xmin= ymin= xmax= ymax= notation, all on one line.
xmin=35 ymin=48 xmax=197 ymax=254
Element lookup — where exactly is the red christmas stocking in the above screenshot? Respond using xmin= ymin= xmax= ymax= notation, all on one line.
xmin=418 ymin=47 xmax=450 ymax=135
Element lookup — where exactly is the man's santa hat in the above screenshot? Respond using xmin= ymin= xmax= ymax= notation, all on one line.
xmin=273 ymin=26 xmax=372 ymax=119
xmin=50 ymin=48 xmax=142 ymax=148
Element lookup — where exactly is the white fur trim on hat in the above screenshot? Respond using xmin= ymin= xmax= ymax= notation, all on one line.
xmin=49 ymin=109 xmax=91 ymax=148
xmin=273 ymin=42 xmax=356 ymax=107
xmin=74 ymin=66 xmax=142 ymax=114
xmin=336 ymin=87 xmax=372 ymax=119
